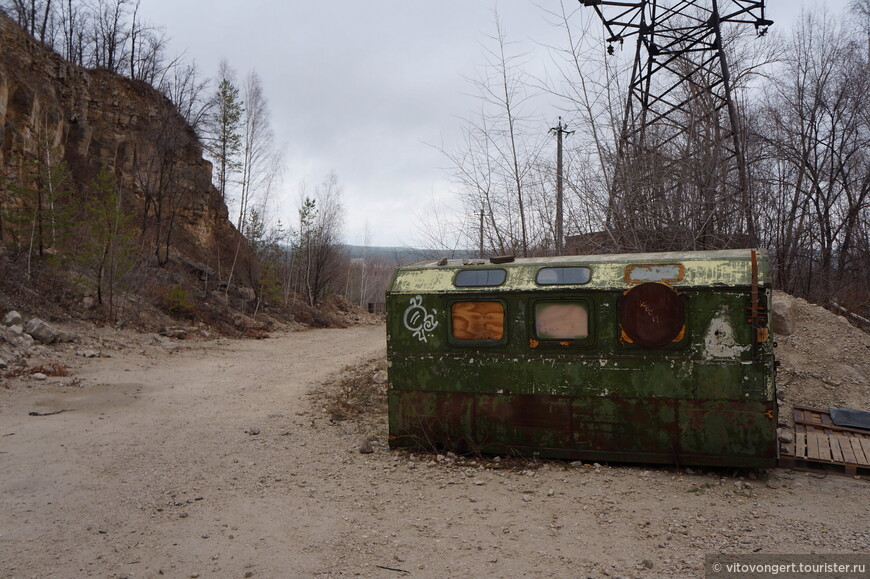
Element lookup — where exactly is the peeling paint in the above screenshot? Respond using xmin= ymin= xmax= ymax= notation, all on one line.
xmin=390 ymin=249 xmax=770 ymax=294
xmin=704 ymin=308 xmax=750 ymax=358
xmin=386 ymin=249 xmax=777 ymax=468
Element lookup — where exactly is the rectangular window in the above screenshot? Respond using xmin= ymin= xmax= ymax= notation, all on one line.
xmin=534 ymin=302 xmax=589 ymax=340
xmin=536 ymin=266 xmax=591 ymax=285
xmin=451 ymin=301 xmax=504 ymax=341
xmin=454 ymin=269 xmax=507 ymax=287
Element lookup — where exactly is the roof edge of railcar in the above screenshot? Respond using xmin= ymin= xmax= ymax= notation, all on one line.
xmin=387 ymin=248 xmax=771 ymax=294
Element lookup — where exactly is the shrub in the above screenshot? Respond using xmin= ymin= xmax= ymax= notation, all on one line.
xmin=159 ymin=285 xmax=195 ymax=319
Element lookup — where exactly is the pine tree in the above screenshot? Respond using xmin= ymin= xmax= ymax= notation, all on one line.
xmin=204 ymin=61 xmax=244 ymax=204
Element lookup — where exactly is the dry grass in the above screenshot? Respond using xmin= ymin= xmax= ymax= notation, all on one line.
xmin=241 ymin=328 xmax=271 ymax=339
xmin=313 ymin=355 xmax=388 ymax=422
xmin=4 ymin=362 xmax=71 ymax=378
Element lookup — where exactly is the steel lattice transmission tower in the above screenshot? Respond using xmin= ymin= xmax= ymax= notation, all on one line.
xmin=581 ymin=0 xmax=771 ymax=250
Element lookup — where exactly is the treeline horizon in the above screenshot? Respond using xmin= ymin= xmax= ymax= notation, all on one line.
xmin=421 ymin=2 xmax=868 ymax=315
xmin=0 ymin=0 xmax=388 ymax=323
xmin=2 ymin=1 xmax=868 ymax=322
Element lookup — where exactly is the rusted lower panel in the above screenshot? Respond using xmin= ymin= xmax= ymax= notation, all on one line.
xmin=388 ymin=390 xmax=777 ymax=467
xmin=474 ymin=394 xmax=574 ymax=451
xmin=388 ymin=389 xmax=476 ymax=453
xmin=679 ymin=399 xmax=778 ymax=465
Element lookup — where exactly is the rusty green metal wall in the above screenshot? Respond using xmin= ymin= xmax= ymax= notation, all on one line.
xmin=386 ymin=251 xmax=777 ymax=467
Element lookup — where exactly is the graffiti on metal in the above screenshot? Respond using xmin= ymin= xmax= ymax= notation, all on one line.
xmin=402 ymin=295 xmax=438 ymax=343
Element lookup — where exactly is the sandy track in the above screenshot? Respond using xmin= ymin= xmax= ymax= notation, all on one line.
xmin=1 ymin=327 xmax=385 ymax=578
xmin=1 ymin=324 xmax=868 ymax=578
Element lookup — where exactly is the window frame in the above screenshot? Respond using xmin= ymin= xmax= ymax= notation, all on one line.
xmin=528 ymin=297 xmax=595 ymax=349
xmin=535 ymin=266 xmax=592 ymax=286
xmin=447 ymin=298 xmax=509 ymax=347
xmin=453 ymin=268 xmax=508 ymax=288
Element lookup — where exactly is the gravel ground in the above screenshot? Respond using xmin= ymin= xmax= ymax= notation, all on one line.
xmin=0 ymin=315 xmax=868 ymax=578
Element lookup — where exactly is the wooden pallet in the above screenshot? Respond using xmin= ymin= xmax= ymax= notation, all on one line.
xmin=793 ymin=406 xmax=870 ymax=435
xmin=779 ymin=406 xmax=870 ymax=476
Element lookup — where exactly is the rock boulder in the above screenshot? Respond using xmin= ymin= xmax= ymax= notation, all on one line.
xmin=3 ymin=311 xmax=23 ymax=326
xmin=771 ymin=292 xmax=798 ymax=336
xmin=25 ymin=318 xmax=60 ymax=345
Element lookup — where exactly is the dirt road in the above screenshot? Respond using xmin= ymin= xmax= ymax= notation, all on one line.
xmin=1 ymin=325 xmax=868 ymax=578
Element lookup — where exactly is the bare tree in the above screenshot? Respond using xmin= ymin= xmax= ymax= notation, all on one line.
xmin=754 ymin=5 xmax=870 ymax=303
xmin=158 ymin=59 xmax=212 ymax=135
xmin=293 ymin=172 xmax=345 ymax=306
xmin=2 ymin=0 xmax=54 ymax=44
xmin=127 ymin=0 xmax=166 ymax=85
xmin=87 ymin=0 xmax=130 ymax=73
xmin=540 ymin=1 xmax=625 ymax=216
xmin=440 ymin=12 xmax=550 ymax=257
xmin=56 ymin=0 xmax=87 ymax=65
xmin=236 ymin=70 xmax=277 ymax=236
xmin=132 ymin=94 xmax=191 ymax=266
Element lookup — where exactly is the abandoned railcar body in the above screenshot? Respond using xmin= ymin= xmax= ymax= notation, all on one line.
xmin=386 ymin=249 xmax=777 ymax=468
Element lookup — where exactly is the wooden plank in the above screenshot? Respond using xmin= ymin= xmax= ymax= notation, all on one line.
xmin=795 ymin=406 xmax=828 ymax=415
xmin=860 ymin=438 xmax=870 ymax=467
xmin=451 ymin=302 xmax=504 ymax=341
xmin=796 ymin=417 xmax=870 ymax=436
xmin=834 ymin=424 xmax=867 ymax=435
xmin=848 ymin=437 xmax=867 ymax=466
xmin=795 ymin=432 xmax=807 ymax=458
xmin=825 ymin=423 xmax=869 ymax=435
xmin=819 ymin=434 xmax=833 ymax=461
xmin=817 ymin=434 xmax=833 ymax=462
xmin=793 ymin=406 xmax=870 ymax=435
xmin=829 ymin=435 xmax=845 ymax=463
xmin=840 ymin=436 xmax=859 ymax=465
xmin=806 ymin=432 xmax=822 ymax=460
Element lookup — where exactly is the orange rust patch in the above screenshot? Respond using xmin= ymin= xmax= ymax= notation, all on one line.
xmin=624 ymin=263 xmax=686 ymax=284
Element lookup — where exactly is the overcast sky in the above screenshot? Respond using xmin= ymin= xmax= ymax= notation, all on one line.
xmin=138 ymin=0 xmax=853 ymax=248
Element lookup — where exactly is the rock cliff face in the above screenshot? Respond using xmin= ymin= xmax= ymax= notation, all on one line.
xmin=0 ymin=12 xmax=254 ymax=285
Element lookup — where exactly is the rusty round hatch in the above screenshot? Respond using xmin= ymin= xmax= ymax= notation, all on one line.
xmin=619 ymin=282 xmax=685 ymax=348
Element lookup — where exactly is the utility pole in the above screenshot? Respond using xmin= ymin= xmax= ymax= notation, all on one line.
xmin=550 ymin=117 xmax=573 ymax=256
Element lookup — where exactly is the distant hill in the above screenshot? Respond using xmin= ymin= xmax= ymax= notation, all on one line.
xmin=343 ymin=246 xmax=477 ymax=265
